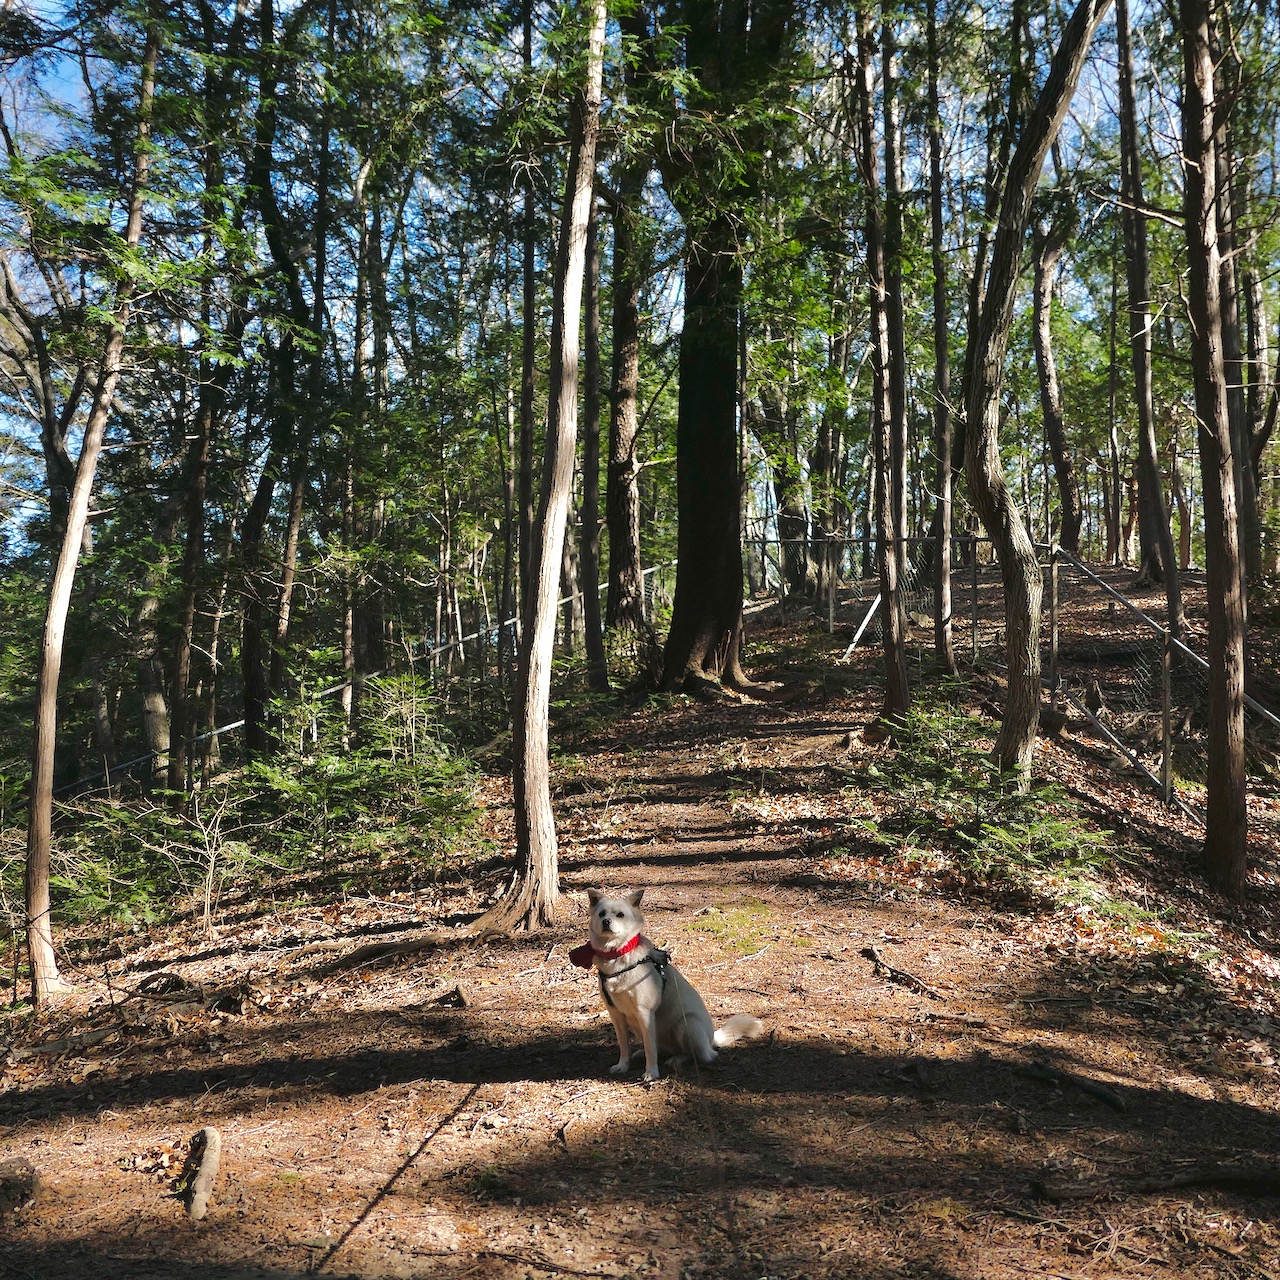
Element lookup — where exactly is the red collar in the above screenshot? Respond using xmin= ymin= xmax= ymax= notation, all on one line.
xmin=593 ymin=934 xmax=643 ymax=961
xmin=569 ymin=934 xmax=643 ymax=968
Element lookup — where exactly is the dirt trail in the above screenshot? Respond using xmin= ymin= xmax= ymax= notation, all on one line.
xmin=2 ymin=664 xmax=1279 ymax=1279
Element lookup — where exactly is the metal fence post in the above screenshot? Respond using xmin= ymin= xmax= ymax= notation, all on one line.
xmin=1162 ymin=628 xmax=1173 ymax=806
xmin=971 ymin=542 xmax=979 ymax=663
xmin=1049 ymin=546 xmax=1060 ymax=693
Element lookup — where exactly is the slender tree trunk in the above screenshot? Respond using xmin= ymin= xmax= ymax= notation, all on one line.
xmin=580 ymin=198 xmax=609 ymax=690
xmin=1181 ymin=0 xmax=1248 ymax=896
xmin=853 ymin=2 xmax=908 ymax=718
xmin=963 ymin=0 xmax=1111 ymax=778
xmin=26 ymin=26 xmax=158 ymax=1002
xmin=605 ymin=172 xmax=647 ymax=644
xmin=1116 ymin=0 xmax=1183 ymax=634
xmin=1214 ymin=122 xmax=1262 ymax=587
xmin=477 ymin=0 xmax=606 ymax=931
xmin=882 ymin=12 xmax=911 ymax=705
xmin=927 ymin=0 xmax=955 ymax=674
xmin=518 ymin=0 xmax=537 ymax=609
xmin=1032 ymin=219 xmax=1083 ymax=553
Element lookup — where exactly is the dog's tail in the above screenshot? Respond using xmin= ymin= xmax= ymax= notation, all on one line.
xmin=713 ymin=1014 xmax=765 ymax=1049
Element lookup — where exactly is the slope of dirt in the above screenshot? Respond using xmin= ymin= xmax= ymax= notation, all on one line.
xmin=3 ymin=615 xmax=1280 ymax=1280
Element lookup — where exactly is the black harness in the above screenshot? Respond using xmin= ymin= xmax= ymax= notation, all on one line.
xmin=598 ymin=948 xmax=670 ymax=1009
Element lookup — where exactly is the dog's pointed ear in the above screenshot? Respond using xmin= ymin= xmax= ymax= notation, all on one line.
xmin=586 ymin=888 xmax=603 ymax=906
xmin=626 ymin=888 xmax=645 ymax=907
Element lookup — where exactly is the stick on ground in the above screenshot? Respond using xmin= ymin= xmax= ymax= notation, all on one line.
xmin=181 ymin=1126 xmax=222 ymax=1221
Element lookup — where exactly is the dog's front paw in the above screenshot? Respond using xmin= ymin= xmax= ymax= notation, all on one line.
xmin=642 ymin=1066 xmax=661 ymax=1083
xmin=609 ymin=1060 xmax=631 ymax=1076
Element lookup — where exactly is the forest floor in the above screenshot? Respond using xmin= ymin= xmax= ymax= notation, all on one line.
xmin=3 ymin=588 xmax=1280 ymax=1280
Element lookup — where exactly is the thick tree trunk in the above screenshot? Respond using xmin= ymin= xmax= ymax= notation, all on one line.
xmin=26 ymin=26 xmax=158 ymax=1003
xmin=963 ymin=0 xmax=1112 ymax=778
xmin=655 ymin=0 xmax=792 ymax=694
xmin=1181 ymin=0 xmax=1248 ymax=896
xmin=658 ymin=223 xmax=751 ymax=692
xmin=476 ymin=0 xmax=606 ymax=932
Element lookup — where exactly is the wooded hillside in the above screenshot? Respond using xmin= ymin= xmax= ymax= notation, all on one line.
xmin=1 ymin=1 xmax=1279 ymax=978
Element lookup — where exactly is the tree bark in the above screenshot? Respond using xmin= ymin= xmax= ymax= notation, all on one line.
xmin=1032 ymin=217 xmax=1083 ymax=554
xmin=1180 ymin=0 xmax=1248 ymax=896
xmin=656 ymin=0 xmax=793 ymax=693
xmin=604 ymin=165 xmax=647 ymax=645
xmin=1116 ymin=0 xmax=1183 ymax=635
xmin=851 ymin=2 xmax=908 ymax=719
xmin=963 ymin=0 xmax=1112 ymax=778
xmin=658 ymin=219 xmax=751 ymax=691
xmin=518 ymin=0 xmax=537 ymax=612
xmin=476 ymin=0 xmax=606 ymax=931
xmin=927 ymin=0 xmax=955 ymax=675
xmin=26 ymin=24 xmax=158 ymax=1003
xmin=580 ymin=197 xmax=609 ymax=690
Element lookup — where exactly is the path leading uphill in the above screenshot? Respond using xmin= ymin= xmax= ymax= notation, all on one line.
xmin=3 ymin=620 xmax=1279 ymax=1279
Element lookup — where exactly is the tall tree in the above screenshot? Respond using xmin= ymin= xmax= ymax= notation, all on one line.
xmin=852 ymin=1 xmax=908 ymax=719
xmin=926 ymin=0 xmax=955 ymax=675
xmin=1180 ymin=0 xmax=1248 ymax=896
xmin=657 ymin=0 xmax=795 ymax=693
xmin=1031 ymin=200 xmax=1083 ymax=554
xmin=1115 ymin=0 xmax=1183 ymax=633
xmin=477 ymin=0 xmax=606 ymax=930
xmin=25 ymin=22 xmax=159 ymax=1001
xmin=580 ymin=197 xmax=609 ymax=690
xmin=963 ymin=0 xmax=1111 ymax=778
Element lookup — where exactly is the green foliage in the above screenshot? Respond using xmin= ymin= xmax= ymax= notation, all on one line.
xmin=0 ymin=669 xmax=485 ymax=937
xmin=840 ymin=683 xmax=1114 ymax=892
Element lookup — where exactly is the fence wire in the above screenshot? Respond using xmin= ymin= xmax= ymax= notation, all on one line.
xmin=843 ymin=538 xmax=1280 ymax=827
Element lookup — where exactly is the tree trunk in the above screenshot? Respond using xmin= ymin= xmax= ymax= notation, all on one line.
xmin=476 ymin=0 xmax=606 ymax=932
xmin=1116 ymin=0 xmax=1184 ymax=635
xmin=580 ymin=197 xmax=609 ymax=691
xmin=658 ymin=218 xmax=751 ymax=692
xmin=655 ymin=0 xmax=792 ymax=693
xmin=1180 ymin=0 xmax=1248 ymax=896
xmin=963 ymin=0 xmax=1112 ymax=778
xmin=853 ymin=2 xmax=908 ymax=719
xmin=518 ymin=0 xmax=537 ymax=611
xmin=1032 ymin=219 xmax=1083 ymax=553
xmin=26 ymin=25 xmax=158 ymax=1003
xmin=927 ymin=0 xmax=955 ymax=675
xmin=604 ymin=169 xmax=647 ymax=645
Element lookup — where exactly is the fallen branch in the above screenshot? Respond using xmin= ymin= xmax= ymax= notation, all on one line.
xmin=1017 ymin=1060 xmax=1126 ymax=1111
xmin=10 ymin=1026 xmax=115 ymax=1060
xmin=861 ymin=944 xmax=946 ymax=1000
xmin=315 ymin=932 xmax=450 ymax=973
xmin=179 ymin=1126 xmax=222 ymax=1221
xmin=1032 ymin=1161 xmax=1280 ymax=1203
xmin=1135 ymin=1162 xmax=1280 ymax=1196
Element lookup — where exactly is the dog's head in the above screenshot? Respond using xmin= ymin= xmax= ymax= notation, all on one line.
xmin=586 ymin=888 xmax=644 ymax=948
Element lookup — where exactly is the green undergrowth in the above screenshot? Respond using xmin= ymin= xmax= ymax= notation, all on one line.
xmin=837 ymin=678 xmax=1118 ymax=902
xmin=0 ymin=674 xmax=487 ymax=950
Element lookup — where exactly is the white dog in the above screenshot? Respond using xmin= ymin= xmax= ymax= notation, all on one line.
xmin=570 ymin=888 xmax=763 ymax=1081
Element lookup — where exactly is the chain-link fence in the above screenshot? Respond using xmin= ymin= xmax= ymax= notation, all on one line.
xmin=841 ymin=538 xmax=1280 ymax=827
